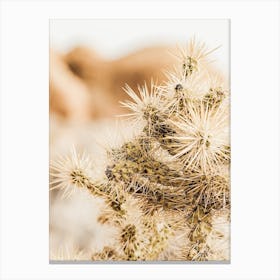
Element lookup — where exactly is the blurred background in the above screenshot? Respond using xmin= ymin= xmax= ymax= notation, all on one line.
xmin=49 ymin=19 xmax=229 ymax=260
xmin=50 ymin=19 xmax=229 ymax=122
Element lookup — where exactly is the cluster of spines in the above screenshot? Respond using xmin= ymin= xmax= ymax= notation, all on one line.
xmin=50 ymin=37 xmax=230 ymax=261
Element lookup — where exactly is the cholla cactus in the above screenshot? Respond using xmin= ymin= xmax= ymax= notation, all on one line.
xmin=50 ymin=37 xmax=230 ymax=261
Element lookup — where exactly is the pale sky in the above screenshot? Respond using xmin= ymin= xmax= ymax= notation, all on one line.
xmin=50 ymin=19 xmax=229 ymax=72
